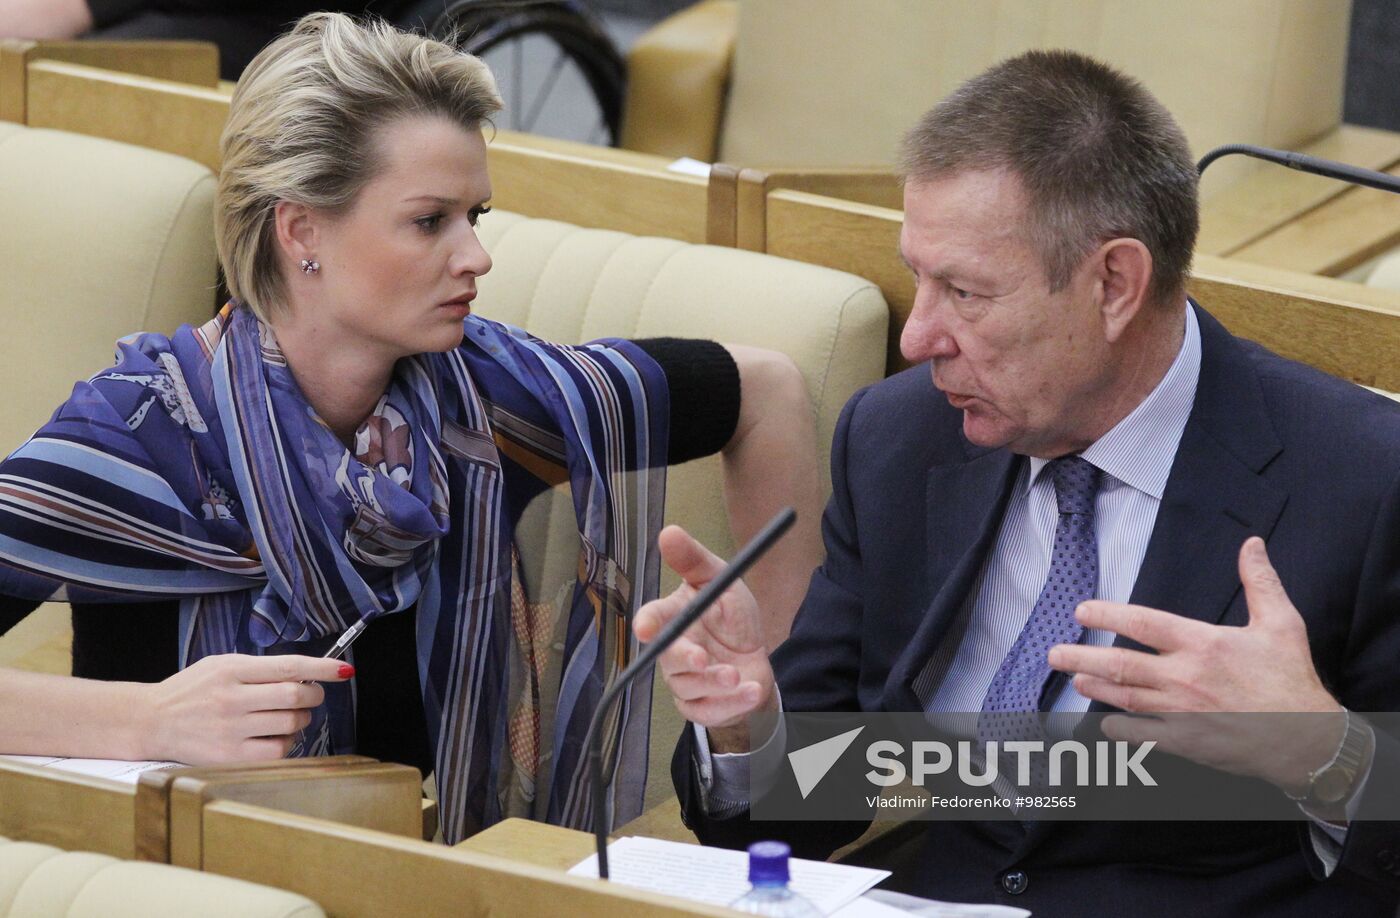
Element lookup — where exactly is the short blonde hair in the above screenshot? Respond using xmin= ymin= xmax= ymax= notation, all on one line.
xmin=216 ymin=13 xmax=502 ymax=319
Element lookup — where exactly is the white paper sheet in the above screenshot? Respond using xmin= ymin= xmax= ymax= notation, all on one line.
xmin=666 ymin=156 xmax=713 ymax=177
xmin=568 ymin=836 xmax=889 ymax=914
xmin=1 ymin=754 xmax=183 ymax=784
xmin=830 ymin=896 xmax=918 ymax=917
xmin=845 ymin=888 xmax=1032 ymax=917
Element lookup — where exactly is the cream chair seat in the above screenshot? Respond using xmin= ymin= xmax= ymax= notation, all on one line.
xmin=0 ymin=835 xmax=323 ymax=918
xmin=1363 ymin=250 xmax=1400 ymax=294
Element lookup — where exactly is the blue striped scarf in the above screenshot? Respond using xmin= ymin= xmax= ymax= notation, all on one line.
xmin=0 ymin=304 xmax=668 ymax=842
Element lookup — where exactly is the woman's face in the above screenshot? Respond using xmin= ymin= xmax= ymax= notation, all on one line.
xmin=290 ymin=114 xmax=494 ymax=361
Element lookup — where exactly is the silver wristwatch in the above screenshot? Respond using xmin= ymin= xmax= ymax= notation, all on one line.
xmin=1286 ymin=710 xmax=1371 ymax=809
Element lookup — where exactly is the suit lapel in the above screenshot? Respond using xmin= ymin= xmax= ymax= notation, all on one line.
xmin=1111 ymin=304 xmax=1287 ymax=645
xmin=881 ymin=445 xmax=1021 ymax=711
xmin=1019 ymin=304 xmax=1288 ymax=858
xmin=1118 ymin=424 xmax=1286 ymax=632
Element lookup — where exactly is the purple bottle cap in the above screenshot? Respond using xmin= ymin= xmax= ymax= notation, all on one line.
xmin=747 ymin=841 xmax=791 ymax=885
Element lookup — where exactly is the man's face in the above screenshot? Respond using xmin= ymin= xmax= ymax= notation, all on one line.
xmin=899 ymin=170 xmax=1114 ymax=458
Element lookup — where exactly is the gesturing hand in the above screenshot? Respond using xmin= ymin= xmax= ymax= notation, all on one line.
xmin=633 ymin=525 xmax=777 ymax=753
xmin=141 ymin=653 xmax=352 ymax=765
xmin=1047 ymin=537 xmax=1344 ymax=791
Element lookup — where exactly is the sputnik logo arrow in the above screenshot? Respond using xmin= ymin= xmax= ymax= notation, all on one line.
xmin=787 ymin=726 xmax=865 ymax=799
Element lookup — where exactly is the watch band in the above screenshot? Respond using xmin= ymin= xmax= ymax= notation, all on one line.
xmin=1286 ymin=709 xmax=1370 ymax=808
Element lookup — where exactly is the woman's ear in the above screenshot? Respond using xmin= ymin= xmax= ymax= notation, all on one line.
xmin=272 ymin=201 xmax=320 ymax=267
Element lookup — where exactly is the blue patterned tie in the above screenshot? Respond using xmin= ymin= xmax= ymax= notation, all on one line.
xmin=980 ymin=456 xmax=1102 ymax=730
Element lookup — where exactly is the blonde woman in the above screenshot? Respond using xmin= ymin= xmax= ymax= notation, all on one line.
xmin=0 ymin=13 xmax=821 ymax=842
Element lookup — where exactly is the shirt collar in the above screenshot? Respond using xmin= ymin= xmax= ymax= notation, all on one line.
xmin=1027 ymin=301 xmax=1201 ymax=500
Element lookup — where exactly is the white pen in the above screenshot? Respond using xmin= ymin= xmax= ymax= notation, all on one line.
xmin=322 ymin=614 xmax=372 ymax=660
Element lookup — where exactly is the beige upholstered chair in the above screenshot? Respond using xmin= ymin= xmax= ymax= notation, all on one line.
xmin=0 ymin=122 xmax=217 ymax=456
xmin=626 ymin=0 xmax=1350 ymax=196
xmin=0 ymin=835 xmax=323 ymax=917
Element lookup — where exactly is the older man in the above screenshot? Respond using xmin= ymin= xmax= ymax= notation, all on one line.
xmin=635 ymin=50 xmax=1400 ymax=915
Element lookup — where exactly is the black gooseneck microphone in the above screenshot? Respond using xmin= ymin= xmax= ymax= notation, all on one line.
xmin=1197 ymin=143 xmax=1400 ymax=195
xmin=584 ymin=506 xmax=797 ymax=880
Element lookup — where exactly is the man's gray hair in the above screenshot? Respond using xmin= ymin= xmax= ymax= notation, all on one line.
xmin=901 ymin=50 xmax=1199 ymax=307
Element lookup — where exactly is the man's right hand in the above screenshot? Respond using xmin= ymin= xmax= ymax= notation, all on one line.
xmin=634 ymin=525 xmax=777 ymax=754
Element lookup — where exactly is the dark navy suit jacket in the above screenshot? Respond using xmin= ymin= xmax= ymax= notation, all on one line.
xmin=674 ymin=304 xmax=1400 ymax=916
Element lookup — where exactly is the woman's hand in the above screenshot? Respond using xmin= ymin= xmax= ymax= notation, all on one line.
xmin=139 ymin=654 xmax=353 ymax=765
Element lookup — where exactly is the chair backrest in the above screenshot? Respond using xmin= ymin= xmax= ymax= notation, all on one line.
xmin=474 ymin=208 xmax=889 ymax=549
xmin=0 ymin=835 xmax=323 ymax=918
xmin=0 ymin=122 xmax=217 ymax=455
xmin=719 ymin=0 xmax=1350 ymax=192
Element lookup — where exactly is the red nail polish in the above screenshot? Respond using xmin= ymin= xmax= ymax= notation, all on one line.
xmin=338 ymin=663 xmax=355 ymax=679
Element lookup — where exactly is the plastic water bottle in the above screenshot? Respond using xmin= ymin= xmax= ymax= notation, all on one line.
xmin=729 ymin=841 xmax=823 ymax=916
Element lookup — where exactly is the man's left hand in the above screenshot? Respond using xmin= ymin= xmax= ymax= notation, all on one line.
xmin=1047 ymin=536 xmax=1343 ymax=794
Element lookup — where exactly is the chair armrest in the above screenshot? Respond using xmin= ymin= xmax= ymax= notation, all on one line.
xmin=621 ymin=0 xmax=737 ymax=161
xmin=134 ymin=757 xmax=422 ymax=867
xmin=15 ymin=39 xmax=219 ymax=87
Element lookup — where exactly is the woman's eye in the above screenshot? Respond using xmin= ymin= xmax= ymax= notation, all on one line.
xmin=414 ymin=214 xmax=443 ymax=233
xmin=468 ymin=205 xmax=492 ymax=227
